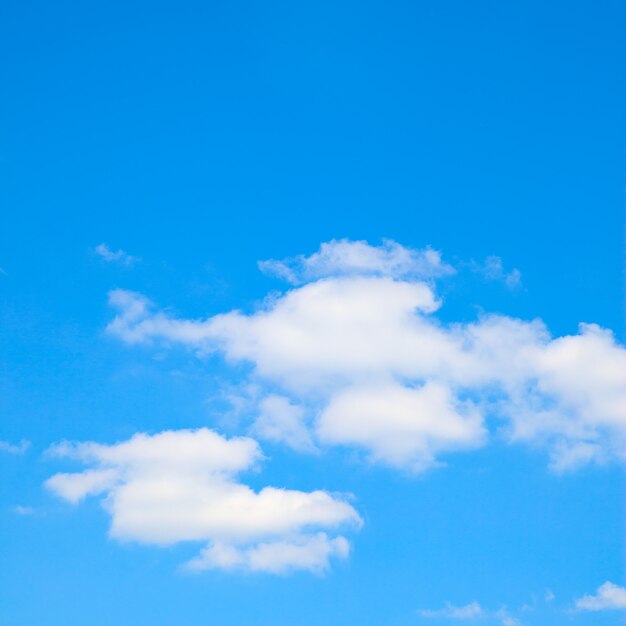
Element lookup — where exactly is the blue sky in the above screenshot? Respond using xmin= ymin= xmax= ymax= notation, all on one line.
xmin=1 ymin=1 xmax=625 ymax=625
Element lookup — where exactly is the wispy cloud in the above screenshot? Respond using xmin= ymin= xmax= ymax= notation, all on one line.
xmin=251 ymin=394 xmax=317 ymax=453
xmin=0 ymin=439 xmax=30 ymax=454
xmin=574 ymin=581 xmax=626 ymax=611
xmin=470 ymin=255 xmax=522 ymax=290
xmin=493 ymin=609 xmax=521 ymax=626
xmin=418 ymin=602 xmax=520 ymax=625
xmin=12 ymin=505 xmax=35 ymax=516
xmin=95 ymin=243 xmax=138 ymax=266
xmin=418 ymin=601 xmax=484 ymax=619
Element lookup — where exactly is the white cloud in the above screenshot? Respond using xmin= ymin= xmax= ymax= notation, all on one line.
xmin=418 ymin=601 xmax=484 ymax=619
xmin=105 ymin=239 xmax=626 ymax=472
xmin=95 ymin=243 xmax=138 ymax=266
xmin=45 ymin=428 xmax=361 ymax=574
xmin=317 ymin=382 xmax=485 ymax=470
xmin=0 ymin=439 xmax=30 ymax=454
xmin=502 ymin=323 xmax=626 ymax=471
xmin=47 ymin=468 xmax=119 ymax=504
xmin=186 ymin=532 xmax=349 ymax=574
xmin=258 ymin=238 xmax=455 ymax=284
xmin=574 ymin=581 xmax=626 ymax=611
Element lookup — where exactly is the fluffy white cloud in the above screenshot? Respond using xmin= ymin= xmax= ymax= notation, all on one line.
xmin=574 ymin=581 xmax=626 ymax=611
xmin=317 ymin=382 xmax=485 ymax=470
xmin=186 ymin=532 xmax=349 ymax=574
xmin=45 ymin=429 xmax=361 ymax=573
xmin=95 ymin=243 xmax=138 ymax=266
xmin=258 ymin=238 xmax=455 ymax=284
xmin=47 ymin=468 xmax=119 ymax=503
xmin=105 ymin=239 xmax=626 ymax=472
xmin=502 ymin=323 xmax=626 ymax=470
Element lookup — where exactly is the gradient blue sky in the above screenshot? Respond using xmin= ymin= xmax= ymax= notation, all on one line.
xmin=1 ymin=1 xmax=625 ymax=625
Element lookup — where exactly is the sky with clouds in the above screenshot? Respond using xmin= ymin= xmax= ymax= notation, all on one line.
xmin=1 ymin=1 xmax=625 ymax=625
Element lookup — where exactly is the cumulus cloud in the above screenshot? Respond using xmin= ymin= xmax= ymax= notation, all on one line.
xmin=0 ymin=439 xmax=30 ymax=454
xmin=95 ymin=243 xmax=138 ymax=266
xmin=258 ymin=239 xmax=455 ymax=284
xmin=105 ymin=239 xmax=626 ymax=472
xmin=574 ymin=581 xmax=626 ymax=611
xmin=186 ymin=532 xmax=349 ymax=574
xmin=317 ymin=382 xmax=485 ymax=470
xmin=45 ymin=429 xmax=361 ymax=574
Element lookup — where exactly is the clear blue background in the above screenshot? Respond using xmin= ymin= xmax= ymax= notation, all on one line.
xmin=1 ymin=1 xmax=624 ymax=624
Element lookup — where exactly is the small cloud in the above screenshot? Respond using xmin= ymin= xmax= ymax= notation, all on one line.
xmin=185 ymin=532 xmax=350 ymax=575
xmin=418 ymin=602 xmax=522 ymax=625
xmin=471 ymin=255 xmax=522 ymax=290
xmin=574 ymin=581 xmax=626 ymax=612
xmin=13 ymin=505 xmax=35 ymax=516
xmin=418 ymin=601 xmax=484 ymax=619
xmin=494 ymin=608 xmax=522 ymax=626
xmin=0 ymin=439 xmax=30 ymax=454
xmin=95 ymin=243 xmax=138 ymax=266
xmin=250 ymin=395 xmax=317 ymax=453
xmin=544 ymin=589 xmax=555 ymax=603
